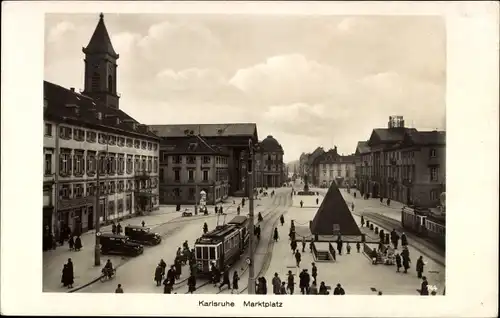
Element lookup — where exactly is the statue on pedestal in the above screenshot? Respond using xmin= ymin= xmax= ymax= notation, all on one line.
xmin=303 ymin=174 xmax=310 ymax=192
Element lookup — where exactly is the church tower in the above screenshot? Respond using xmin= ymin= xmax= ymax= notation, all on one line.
xmin=82 ymin=13 xmax=120 ymax=109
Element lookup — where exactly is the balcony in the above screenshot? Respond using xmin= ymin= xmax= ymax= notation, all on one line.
xmin=135 ymin=170 xmax=151 ymax=180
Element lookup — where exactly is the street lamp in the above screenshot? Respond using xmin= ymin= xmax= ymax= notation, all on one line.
xmin=247 ymin=138 xmax=260 ymax=294
xmin=94 ymin=149 xmax=108 ymax=267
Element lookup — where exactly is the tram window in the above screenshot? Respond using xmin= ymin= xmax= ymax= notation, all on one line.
xmin=209 ymin=247 xmax=216 ymax=259
xmin=196 ymin=247 xmax=202 ymax=259
xmin=202 ymin=246 xmax=208 ymax=259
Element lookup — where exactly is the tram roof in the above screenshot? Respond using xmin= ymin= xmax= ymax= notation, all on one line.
xmin=228 ymin=215 xmax=248 ymax=225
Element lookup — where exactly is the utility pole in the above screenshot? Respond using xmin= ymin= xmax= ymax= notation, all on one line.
xmin=247 ymin=138 xmax=256 ymax=294
xmin=94 ymin=153 xmax=102 ymax=267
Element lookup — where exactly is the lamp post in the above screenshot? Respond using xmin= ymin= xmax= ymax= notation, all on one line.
xmin=247 ymin=138 xmax=257 ymax=294
xmin=94 ymin=149 xmax=108 ymax=267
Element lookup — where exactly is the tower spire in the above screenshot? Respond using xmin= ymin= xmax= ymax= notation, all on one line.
xmin=82 ymin=13 xmax=119 ymax=59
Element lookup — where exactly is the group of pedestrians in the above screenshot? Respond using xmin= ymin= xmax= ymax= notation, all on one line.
xmin=209 ymin=263 xmax=240 ymax=294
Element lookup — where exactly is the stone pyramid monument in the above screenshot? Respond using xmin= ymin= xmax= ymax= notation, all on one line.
xmin=310 ymin=181 xmax=362 ymax=236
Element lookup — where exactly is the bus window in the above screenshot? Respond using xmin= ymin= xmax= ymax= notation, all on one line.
xmin=196 ymin=246 xmax=202 ymax=259
xmin=209 ymin=247 xmax=216 ymax=259
xmin=202 ymin=246 xmax=208 ymax=259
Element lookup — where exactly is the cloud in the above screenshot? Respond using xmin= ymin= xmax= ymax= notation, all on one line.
xmin=47 ymin=21 xmax=75 ymax=42
xmin=156 ymin=68 xmax=227 ymax=91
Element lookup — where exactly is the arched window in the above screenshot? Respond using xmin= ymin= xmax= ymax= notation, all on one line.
xmin=91 ymin=72 xmax=101 ymax=91
xmin=107 ymin=75 xmax=113 ymax=93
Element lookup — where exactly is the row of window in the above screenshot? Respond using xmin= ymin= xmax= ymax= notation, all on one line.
xmin=358 ymin=166 xmax=439 ymax=182
xmin=158 ymin=168 xmax=229 ymax=183
xmin=160 ymin=154 xmax=229 ymax=165
xmin=58 ymin=178 xmax=158 ymax=200
xmin=361 ymin=148 xmax=439 ymax=165
xmin=167 ymin=186 xmax=229 ymax=199
xmin=322 ymin=169 xmax=351 ymax=178
xmin=44 ymin=123 xmax=159 ymax=151
xmin=44 ymin=150 xmax=158 ymax=177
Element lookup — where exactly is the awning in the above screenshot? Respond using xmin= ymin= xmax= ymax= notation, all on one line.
xmin=135 ymin=192 xmax=157 ymax=198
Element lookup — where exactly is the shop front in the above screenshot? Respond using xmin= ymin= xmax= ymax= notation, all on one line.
xmin=57 ymin=196 xmax=95 ymax=236
xmin=135 ymin=191 xmax=158 ymax=214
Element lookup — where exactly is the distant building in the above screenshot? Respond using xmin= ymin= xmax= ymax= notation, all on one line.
xmin=158 ymin=136 xmax=229 ymax=205
xmin=355 ymin=116 xmax=446 ymax=207
xmin=150 ymin=123 xmax=258 ymax=197
xmin=312 ymin=146 xmax=356 ymax=188
xmin=307 ymin=147 xmax=326 ymax=186
xmin=254 ymin=135 xmax=285 ymax=188
xmin=43 ymin=14 xmax=160 ymax=239
xmin=299 ymin=153 xmax=309 ymax=177
xmin=354 ymin=141 xmax=371 ymax=191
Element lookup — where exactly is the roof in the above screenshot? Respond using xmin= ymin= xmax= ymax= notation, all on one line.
xmin=125 ymin=225 xmax=149 ymax=229
xmin=406 ymin=130 xmax=446 ymax=146
xmin=307 ymin=147 xmax=325 ymax=165
xmin=82 ymin=13 xmax=119 ymax=59
xmin=149 ymin=123 xmax=257 ymax=138
xmin=355 ymin=141 xmax=371 ymax=155
xmin=310 ymin=181 xmax=362 ymax=236
xmin=43 ymin=81 xmax=159 ymax=140
xmin=160 ymin=136 xmax=228 ymax=155
xmin=259 ymin=135 xmax=283 ymax=152
xmin=369 ymin=128 xmax=418 ymax=145
xmin=228 ymin=215 xmax=249 ymax=225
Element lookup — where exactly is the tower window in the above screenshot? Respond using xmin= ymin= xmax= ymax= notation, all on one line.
xmin=92 ymin=72 xmax=101 ymax=91
xmin=108 ymin=75 xmax=113 ymax=93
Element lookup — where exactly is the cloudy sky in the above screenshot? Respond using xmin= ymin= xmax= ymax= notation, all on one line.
xmin=44 ymin=14 xmax=446 ymax=162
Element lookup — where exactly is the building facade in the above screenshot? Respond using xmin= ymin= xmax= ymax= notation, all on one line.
xmin=312 ymin=147 xmax=356 ymax=188
xmin=158 ymin=136 xmax=230 ymax=205
xmin=298 ymin=153 xmax=309 ymax=178
xmin=354 ymin=141 xmax=371 ymax=192
xmin=254 ymin=135 xmax=285 ymax=188
xmin=355 ymin=116 xmax=446 ymax=207
xmin=150 ymin=124 xmax=258 ymax=197
xmin=43 ymin=14 xmax=160 ymax=239
xmin=307 ymin=147 xmax=326 ymax=186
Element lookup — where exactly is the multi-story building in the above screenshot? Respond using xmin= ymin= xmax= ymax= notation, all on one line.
xmin=354 ymin=141 xmax=371 ymax=191
xmin=299 ymin=153 xmax=309 ymax=178
xmin=307 ymin=147 xmax=326 ymax=186
xmin=254 ymin=135 xmax=285 ymax=188
xmin=312 ymin=146 xmax=356 ymax=188
xmin=356 ymin=116 xmax=446 ymax=207
xmin=43 ymin=14 xmax=160 ymax=238
xmin=158 ymin=136 xmax=230 ymax=204
xmin=150 ymin=123 xmax=258 ymax=197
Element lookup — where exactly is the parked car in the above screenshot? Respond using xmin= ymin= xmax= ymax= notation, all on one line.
xmin=124 ymin=225 xmax=162 ymax=245
xmin=99 ymin=233 xmax=144 ymax=256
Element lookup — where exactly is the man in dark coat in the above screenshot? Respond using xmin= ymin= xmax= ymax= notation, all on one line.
xmin=287 ymin=270 xmax=295 ymax=295
xmin=68 ymin=236 xmax=74 ymax=250
xmin=74 ymin=236 xmax=82 ymax=251
xmin=395 ymin=253 xmax=402 ymax=272
xmin=379 ymin=229 xmax=385 ymax=243
xmin=203 ymin=222 xmax=208 ymax=234
xmin=333 ymin=283 xmax=345 ymax=295
xmin=154 ymin=264 xmax=163 ymax=286
xmin=280 ymin=215 xmax=285 ymax=226
xmin=290 ymin=239 xmax=297 ymax=253
xmin=174 ymin=257 xmax=182 ymax=279
xmin=166 ymin=265 xmax=176 ymax=285
xmin=219 ymin=266 xmax=231 ymax=291
xmin=402 ymin=254 xmax=411 ymax=273
xmin=336 ymin=238 xmax=343 ymax=255
xmin=299 ymin=269 xmax=310 ymax=294
xmin=311 ymin=262 xmax=318 ymax=283
xmin=416 ymin=256 xmax=425 ymax=278
xmin=361 ymin=215 xmax=365 ymax=227
xmin=390 ymin=229 xmax=400 ymax=249
xmin=401 ymin=233 xmax=408 ymax=246
xmin=116 ymin=223 xmax=122 ymax=235
xmin=187 ymin=273 xmax=196 ymax=294
xmin=112 ymin=223 xmax=117 ymax=234
xmin=163 ymin=279 xmax=173 ymax=294
xmin=295 ymin=250 xmax=302 ymax=267
xmin=273 ymin=228 xmax=279 ymax=242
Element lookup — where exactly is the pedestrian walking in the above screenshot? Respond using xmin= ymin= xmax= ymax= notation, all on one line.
xmin=68 ymin=236 xmax=74 ymax=251
xmin=387 ymin=198 xmax=391 ymax=206
xmin=74 ymin=236 xmax=82 ymax=251
xmin=203 ymin=222 xmax=208 ymax=234
xmin=287 ymin=270 xmax=295 ymax=295
xmin=219 ymin=266 xmax=231 ymax=291
xmin=187 ymin=273 xmax=196 ymax=294
xmin=272 ymin=273 xmax=281 ymax=295
xmin=112 ymin=222 xmax=117 ymax=234
xmin=280 ymin=215 xmax=285 ymax=226
xmin=154 ymin=264 xmax=163 ymax=286
xmin=231 ymin=271 xmax=239 ymax=294
xmin=290 ymin=239 xmax=297 ymax=253
xmin=295 ymin=250 xmax=301 ymax=267
xmin=351 ymin=203 xmax=355 ymax=211
xmin=316 ymin=198 xmax=319 ymax=205
xmin=174 ymin=257 xmax=182 ymax=280
xmin=300 ymin=200 xmax=304 ymax=208
xmin=142 ymin=220 xmax=145 ymax=227
xmin=395 ymin=253 xmax=402 ymax=272
xmin=61 ymin=263 xmax=74 ymax=288
xmin=237 ymin=206 xmax=240 ymax=215
xmin=416 ymin=256 xmax=425 ymax=278
xmin=273 ymin=228 xmax=279 ymax=242
xmin=336 ymin=238 xmax=343 ymax=255
xmin=116 ymin=223 xmax=122 ymax=235
xmin=301 ymin=237 xmax=306 ymax=252
xmin=299 ymin=269 xmax=310 ymax=294
xmin=356 ymin=242 xmax=361 ymax=253
xmin=401 ymin=233 xmax=408 ymax=246
xmin=402 ymin=254 xmax=411 ymax=274
xmin=166 ymin=265 xmax=176 ymax=285
xmin=311 ymin=262 xmax=318 ymax=283
xmin=319 ymin=281 xmax=328 ymax=295
xmin=361 ymin=215 xmax=365 ymax=227
xmin=390 ymin=229 xmax=400 ymax=249
xmin=333 ymin=283 xmax=345 ymax=295
xmin=346 ymin=243 xmax=351 ymax=254
xmin=163 ymin=279 xmax=173 ymax=294
xmin=115 ymin=284 xmax=124 ymax=293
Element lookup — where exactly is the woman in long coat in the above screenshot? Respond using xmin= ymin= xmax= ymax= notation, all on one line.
xmin=272 ymin=273 xmax=281 ymax=294
xmin=395 ymin=253 xmax=402 ymax=272
xmin=401 ymin=233 xmax=408 ymax=246
xmin=273 ymin=228 xmax=279 ymax=242
xmin=68 ymin=236 xmax=74 ymax=251
xmin=74 ymin=236 xmax=82 ymax=251
xmin=61 ymin=264 xmax=74 ymax=288
xmin=154 ymin=264 xmax=163 ymax=286
xmin=416 ymin=256 xmax=425 ymax=278
xmin=174 ymin=257 xmax=182 ymax=279
xmin=231 ymin=271 xmax=239 ymax=294
xmin=402 ymin=254 xmax=411 ymax=273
